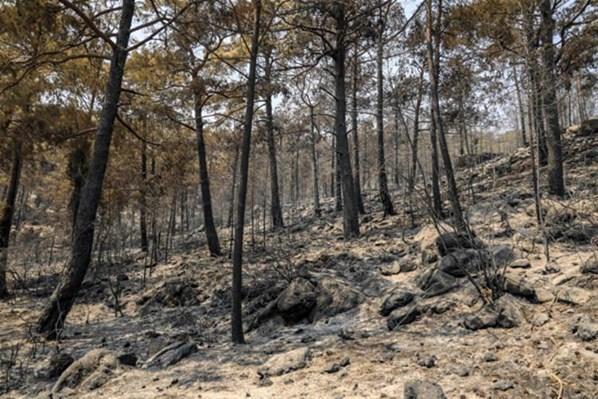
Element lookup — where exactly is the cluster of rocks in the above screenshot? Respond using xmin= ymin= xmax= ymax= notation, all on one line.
xmin=246 ymin=274 xmax=363 ymax=331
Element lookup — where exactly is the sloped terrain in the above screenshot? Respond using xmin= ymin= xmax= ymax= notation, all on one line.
xmin=0 ymin=125 xmax=597 ymax=398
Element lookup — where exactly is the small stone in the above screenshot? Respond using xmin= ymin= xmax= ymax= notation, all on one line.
xmin=482 ymin=352 xmax=497 ymax=362
xmin=452 ymin=365 xmax=471 ymax=377
xmin=380 ymin=290 xmax=415 ymax=316
xmin=510 ymin=259 xmax=531 ymax=269
xmin=258 ymin=377 xmax=273 ymax=387
xmin=531 ymin=313 xmax=550 ymax=327
xmin=580 ymin=256 xmax=598 ymax=274
xmin=387 ymin=305 xmax=421 ymax=330
xmin=416 ymin=355 xmax=437 ymax=368
xmin=542 ymin=263 xmax=561 ymax=274
xmin=572 ymin=315 xmax=598 ymax=341
xmin=380 ymin=262 xmax=402 ymax=276
xmin=258 ymin=348 xmax=310 ymax=377
xmin=493 ymin=380 xmax=514 ymax=391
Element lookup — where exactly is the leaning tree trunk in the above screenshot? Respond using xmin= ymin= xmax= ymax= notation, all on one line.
xmin=194 ymin=94 xmax=222 ymax=256
xmin=231 ymin=0 xmax=261 ymax=345
xmin=309 ymin=105 xmax=321 ymax=217
xmin=375 ymin=30 xmax=395 ymax=216
xmin=427 ymin=0 xmax=468 ymax=233
xmin=36 ymin=0 xmax=135 ymax=339
xmin=264 ymin=55 xmax=284 ymax=228
xmin=333 ymin=6 xmax=359 ymax=238
xmin=0 ymin=140 xmax=22 ymax=299
xmin=539 ymin=0 xmax=565 ymax=197
xmin=67 ymin=142 xmax=88 ymax=237
xmin=351 ymin=53 xmax=365 ymax=214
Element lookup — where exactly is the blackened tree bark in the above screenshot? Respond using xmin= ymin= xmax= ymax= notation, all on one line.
xmin=231 ymin=0 xmax=261 ymax=344
xmin=66 ymin=141 xmax=88 ymax=236
xmin=351 ymin=53 xmax=365 ymax=214
xmin=539 ymin=0 xmax=565 ymax=197
xmin=408 ymin=66 xmax=425 ymax=193
xmin=193 ymin=86 xmax=222 ymax=256
xmin=139 ymin=137 xmax=148 ymax=252
xmin=0 ymin=139 xmax=22 ymax=299
xmin=375 ymin=25 xmax=395 ymax=216
xmin=429 ymin=109 xmax=443 ymax=216
xmin=332 ymin=2 xmax=359 ymax=238
xmin=309 ymin=105 xmax=321 ymax=217
xmin=36 ymin=0 xmax=135 ymax=338
xmin=427 ymin=0 xmax=468 ymax=232
xmin=264 ymin=52 xmax=284 ymax=228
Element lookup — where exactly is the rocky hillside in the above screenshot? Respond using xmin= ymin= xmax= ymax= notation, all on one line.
xmin=0 ymin=122 xmax=597 ymax=399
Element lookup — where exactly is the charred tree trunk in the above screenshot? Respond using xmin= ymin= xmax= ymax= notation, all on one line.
xmin=513 ymin=65 xmax=528 ymax=146
xmin=36 ymin=0 xmax=135 ymax=338
xmin=427 ymin=0 xmax=468 ymax=232
xmin=0 ymin=140 xmax=22 ymax=298
xmin=429 ymin=109 xmax=443 ymax=217
xmin=139 ymin=136 xmax=148 ymax=252
xmin=539 ymin=0 xmax=565 ymax=197
xmin=194 ymin=94 xmax=222 ymax=256
xmin=375 ymin=29 xmax=395 ymax=216
xmin=264 ymin=53 xmax=284 ymax=228
xmin=332 ymin=3 xmax=359 ymax=238
xmin=409 ymin=67 xmax=425 ymax=193
xmin=67 ymin=142 xmax=88 ymax=236
xmin=231 ymin=0 xmax=261 ymax=344
xmin=309 ymin=105 xmax=321 ymax=217
xmin=351 ymin=53 xmax=365 ymax=214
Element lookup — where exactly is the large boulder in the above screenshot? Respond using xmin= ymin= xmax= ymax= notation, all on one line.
xmin=437 ymin=249 xmax=486 ymax=277
xmin=380 ymin=289 xmax=415 ymax=316
xmin=52 ymin=349 xmax=124 ymax=393
xmin=276 ymin=278 xmax=317 ymax=323
xmin=435 ymin=232 xmax=481 ymax=256
xmin=310 ymin=277 xmax=362 ymax=321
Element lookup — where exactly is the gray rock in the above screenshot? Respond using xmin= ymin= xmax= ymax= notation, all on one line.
xmin=117 ymin=353 xmax=137 ymax=367
xmin=387 ymin=305 xmax=421 ymax=330
xmin=416 ymin=269 xmax=459 ymax=298
xmin=380 ymin=262 xmax=402 ymax=276
xmin=143 ymin=341 xmax=197 ymax=369
xmin=558 ymin=287 xmax=592 ymax=305
xmin=462 ymin=295 xmax=522 ymax=330
xmin=491 ymin=245 xmax=516 ymax=267
xmin=379 ymin=289 xmax=415 ymax=316
xmin=493 ymin=380 xmax=514 ymax=391
xmin=437 ymin=249 xmax=486 ymax=277
xmin=510 ymin=258 xmax=531 ymax=269
xmin=258 ymin=348 xmax=310 ymax=377
xmin=416 ymin=355 xmax=437 ymax=368
xmin=503 ymin=273 xmax=537 ymax=301
xmin=404 ymin=380 xmax=447 ymax=399
xmin=310 ymin=277 xmax=362 ymax=321
xmin=435 ymin=232 xmax=481 ymax=256
xmin=531 ymin=313 xmax=550 ymax=327
xmin=482 ymin=352 xmax=497 ymax=362
xmin=580 ymin=256 xmax=598 ymax=274
xmin=572 ymin=315 xmax=597 ymax=341
xmin=452 ymin=365 xmax=471 ymax=377
xmin=324 ymin=357 xmax=350 ymax=373
xmin=277 ymin=278 xmax=317 ymax=323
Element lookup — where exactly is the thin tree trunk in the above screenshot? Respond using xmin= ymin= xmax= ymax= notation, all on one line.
xmin=231 ymin=0 xmax=261 ymax=344
xmin=429 ymin=109 xmax=443 ymax=216
xmin=376 ymin=29 xmax=395 ymax=216
xmin=36 ymin=0 xmax=135 ymax=338
xmin=0 ymin=140 xmax=22 ymax=298
xmin=351 ymin=52 xmax=365 ymax=214
xmin=139 ymin=136 xmax=148 ymax=252
xmin=513 ymin=65 xmax=528 ymax=146
xmin=409 ymin=67 xmax=425 ymax=193
xmin=194 ymin=96 xmax=222 ymax=256
xmin=309 ymin=105 xmax=321 ymax=217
